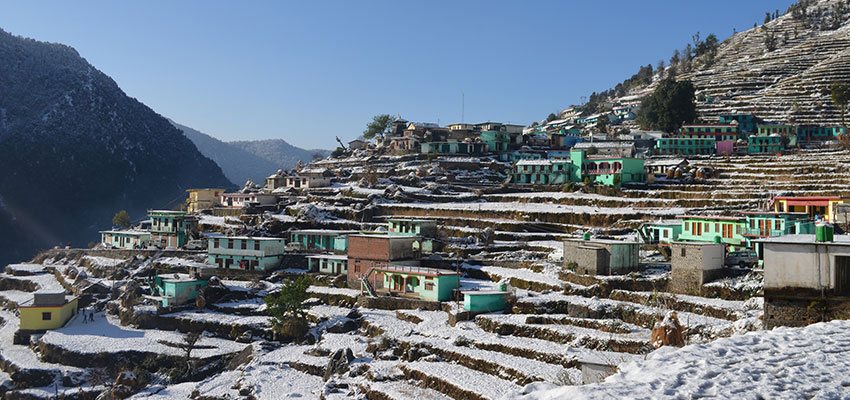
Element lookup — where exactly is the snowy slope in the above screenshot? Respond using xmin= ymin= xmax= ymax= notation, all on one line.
xmin=519 ymin=320 xmax=850 ymax=399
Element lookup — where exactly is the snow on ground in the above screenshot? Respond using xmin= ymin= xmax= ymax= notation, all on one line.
xmin=82 ymin=255 xmax=126 ymax=268
xmin=0 ymin=271 xmax=66 ymax=292
xmin=404 ymin=361 xmax=523 ymax=400
xmin=167 ymin=310 xmax=271 ymax=329
xmin=199 ymin=215 xmax=244 ymax=228
xmin=520 ymin=320 xmax=850 ymax=400
xmin=306 ymin=286 xmax=360 ymax=297
xmin=387 ymin=201 xmax=688 ymax=216
xmin=155 ymin=257 xmax=208 ymax=269
xmin=0 ymin=310 xmax=84 ymax=375
xmin=41 ymin=312 xmax=245 ymax=358
xmin=4 ymin=263 xmax=47 ymax=274
xmin=0 ymin=290 xmax=35 ymax=305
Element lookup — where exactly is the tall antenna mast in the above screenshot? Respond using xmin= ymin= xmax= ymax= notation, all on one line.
xmin=462 ymin=91 xmax=465 ymax=123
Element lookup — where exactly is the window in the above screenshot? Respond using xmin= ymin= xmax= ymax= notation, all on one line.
xmin=703 ymin=223 xmax=708 ymax=232
xmin=255 ymin=241 xmax=260 ymax=251
xmin=663 ymin=230 xmax=669 ymax=238
xmin=241 ymin=240 xmax=247 ymax=250
xmin=715 ymin=223 xmax=719 ymax=232
xmin=214 ymin=239 xmax=219 ymax=248
xmin=775 ymin=220 xmax=781 ymax=230
xmin=228 ymin=240 xmax=233 ymax=249
xmin=42 ymin=312 xmax=51 ymax=320
xmin=424 ymin=282 xmax=435 ymax=291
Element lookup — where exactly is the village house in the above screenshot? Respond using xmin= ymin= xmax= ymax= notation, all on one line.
xmin=643 ymin=158 xmax=688 ymax=175
xmin=677 ymin=215 xmax=747 ymax=250
xmin=100 ymin=229 xmax=151 ymax=249
xmin=150 ymin=273 xmax=208 ymax=307
xmin=284 ymin=167 xmax=333 ymax=189
xmin=360 ymin=265 xmax=460 ymax=301
xmin=347 ymin=139 xmax=368 ymax=150
xmin=207 ymin=236 xmax=286 ymax=271
xmin=186 ymin=188 xmax=227 ymax=213
xmin=638 ymin=220 xmax=682 ymax=246
xmin=747 ymin=134 xmax=784 ymax=154
xmin=758 ymin=224 xmax=850 ymax=328
xmin=18 ymin=291 xmax=78 ymax=332
xmin=420 ymin=140 xmax=487 ymax=156
xmin=288 ymin=229 xmax=359 ymax=253
xmin=669 ymin=242 xmax=725 ymax=294
xmin=462 ymin=284 xmax=511 ymax=312
xmin=797 ymin=125 xmax=845 ymax=144
xmin=346 ymin=234 xmax=424 ymax=288
xmin=511 ymin=149 xmax=646 ymax=186
xmin=387 ymin=218 xmax=438 ymax=252
xmin=220 ymin=192 xmax=279 ymax=209
xmin=563 ymin=236 xmax=641 ymax=275
xmin=719 ymin=114 xmax=760 ymax=133
xmin=678 ymin=123 xmax=739 ymax=155
xmin=149 ymin=210 xmax=198 ymax=249
xmin=653 ymin=137 xmax=715 ymax=156
xmin=307 ymin=254 xmax=348 ymax=275
xmin=773 ymin=196 xmax=850 ymax=222
xmin=741 ymin=211 xmax=815 ymax=257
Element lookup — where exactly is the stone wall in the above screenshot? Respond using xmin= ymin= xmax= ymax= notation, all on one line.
xmin=356 ymin=296 xmax=442 ymax=311
xmin=764 ymin=292 xmax=850 ymax=328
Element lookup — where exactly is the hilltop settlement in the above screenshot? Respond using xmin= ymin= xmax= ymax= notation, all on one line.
xmin=6 ymin=1 xmax=850 ymax=397
xmin=3 ymin=98 xmax=850 ymax=399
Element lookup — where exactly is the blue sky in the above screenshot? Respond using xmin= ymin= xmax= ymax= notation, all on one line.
xmin=1 ymin=1 xmax=794 ymax=149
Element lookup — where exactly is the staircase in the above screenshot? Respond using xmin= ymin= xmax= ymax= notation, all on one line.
xmin=360 ymin=268 xmax=377 ymax=297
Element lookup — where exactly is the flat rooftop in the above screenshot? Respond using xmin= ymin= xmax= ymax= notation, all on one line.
xmin=755 ymin=234 xmax=850 ymax=246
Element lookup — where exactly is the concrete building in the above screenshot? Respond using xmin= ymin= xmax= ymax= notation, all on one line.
xmin=307 ymin=254 xmax=348 ymax=275
xmin=207 ymin=236 xmax=286 ymax=271
xmin=100 ymin=229 xmax=151 ymax=249
xmin=149 ymin=210 xmax=198 ymax=249
xmin=221 ymin=192 xmax=279 ymax=209
xmin=347 ymin=234 xmax=423 ymax=287
xmin=285 ymin=168 xmax=333 ymax=189
xmin=186 ymin=188 xmax=226 ymax=213
xmin=288 ymin=230 xmax=358 ymax=253
xmin=669 ymin=242 xmax=725 ymax=294
xmin=18 ymin=292 xmax=78 ymax=331
xmin=773 ymin=196 xmax=850 ymax=222
xmin=638 ymin=220 xmax=682 ymax=246
xmin=758 ymin=229 xmax=850 ymax=328
xmin=563 ymin=238 xmax=640 ymax=275
xmin=151 ymin=273 xmax=208 ymax=307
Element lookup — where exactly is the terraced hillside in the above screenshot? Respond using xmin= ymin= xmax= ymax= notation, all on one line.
xmin=0 ymin=249 xmax=761 ymax=399
xmin=617 ymin=0 xmax=850 ymax=125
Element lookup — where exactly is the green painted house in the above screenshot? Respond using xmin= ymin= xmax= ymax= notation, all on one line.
xmin=149 ymin=210 xmax=198 ymax=249
xmin=387 ymin=218 xmax=437 ymax=252
xmin=654 ymin=137 xmax=715 ymax=156
xmin=420 ymin=141 xmax=486 ymax=155
xmin=462 ymin=287 xmax=510 ymax=312
xmin=719 ymin=114 xmax=760 ymax=133
xmin=748 ymin=134 xmax=784 ymax=154
xmin=100 ymin=229 xmax=150 ymax=249
xmin=151 ymin=273 xmax=208 ymax=307
xmin=480 ymin=130 xmax=510 ymax=153
xmin=511 ymin=150 xmax=645 ymax=187
xmin=741 ymin=211 xmax=815 ymax=258
xmin=207 ymin=236 xmax=285 ymax=271
xmin=677 ymin=215 xmax=747 ymax=249
xmin=367 ymin=265 xmax=459 ymax=301
xmin=638 ymin=220 xmax=682 ymax=246
xmin=798 ymin=125 xmax=846 ymax=143
xmin=289 ymin=230 xmax=358 ymax=253
xmin=307 ymin=254 xmax=348 ymax=275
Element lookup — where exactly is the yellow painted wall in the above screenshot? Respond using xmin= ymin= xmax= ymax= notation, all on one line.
xmin=19 ymin=298 xmax=78 ymax=330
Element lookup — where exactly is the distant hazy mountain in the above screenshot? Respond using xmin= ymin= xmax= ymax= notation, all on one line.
xmin=230 ymin=139 xmax=329 ymax=171
xmin=173 ymin=121 xmax=279 ymax=185
xmin=0 ymin=28 xmax=233 ymax=265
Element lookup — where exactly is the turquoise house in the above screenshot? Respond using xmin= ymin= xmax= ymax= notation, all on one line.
xmin=480 ymin=131 xmax=510 ymax=153
xmin=677 ymin=215 xmax=747 ymax=249
xmin=307 ymin=254 xmax=348 ymax=275
xmin=149 ymin=210 xmax=198 ymax=249
xmin=748 ymin=134 xmax=784 ymax=154
xmin=370 ymin=265 xmax=460 ymax=301
xmin=511 ymin=150 xmax=646 ymax=187
xmin=387 ymin=218 xmax=436 ymax=252
xmin=719 ymin=114 xmax=760 ymax=133
xmin=798 ymin=125 xmax=846 ymax=143
xmin=420 ymin=141 xmax=486 ymax=155
xmin=462 ymin=287 xmax=511 ymax=312
xmin=289 ymin=230 xmax=358 ymax=253
xmin=100 ymin=229 xmax=150 ymax=249
xmin=639 ymin=221 xmax=682 ymax=246
xmin=207 ymin=236 xmax=285 ymax=271
xmin=151 ymin=273 xmax=208 ymax=307
xmin=654 ymin=137 xmax=716 ymax=156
